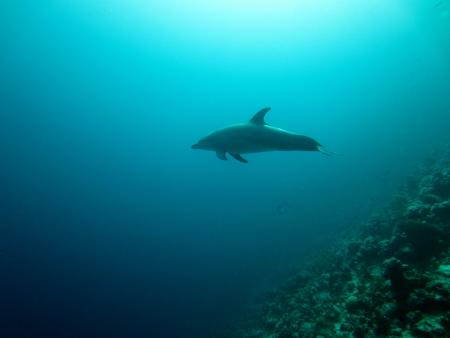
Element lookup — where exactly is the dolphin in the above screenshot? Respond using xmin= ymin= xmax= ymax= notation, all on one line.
xmin=191 ymin=107 xmax=331 ymax=163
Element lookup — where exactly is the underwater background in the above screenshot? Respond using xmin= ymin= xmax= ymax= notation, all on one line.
xmin=1 ymin=1 xmax=450 ymax=337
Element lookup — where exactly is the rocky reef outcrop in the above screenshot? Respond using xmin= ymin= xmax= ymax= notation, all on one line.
xmin=235 ymin=152 xmax=450 ymax=338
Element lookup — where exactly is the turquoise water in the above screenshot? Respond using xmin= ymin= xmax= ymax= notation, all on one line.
xmin=1 ymin=1 xmax=449 ymax=337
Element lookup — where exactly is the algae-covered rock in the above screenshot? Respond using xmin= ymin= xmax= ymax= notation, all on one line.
xmin=431 ymin=201 xmax=450 ymax=221
xmin=437 ymin=262 xmax=450 ymax=277
xmin=414 ymin=316 xmax=446 ymax=337
xmin=405 ymin=202 xmax=431 ymax=220
xmin=430 ymin=168 xmax=450 ymax=199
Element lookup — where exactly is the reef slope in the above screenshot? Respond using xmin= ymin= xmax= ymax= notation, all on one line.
xmin=237 ymin=152 xmax=450 ymax=338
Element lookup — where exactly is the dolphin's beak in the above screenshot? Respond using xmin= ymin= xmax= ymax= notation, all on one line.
xmin=191 ymin=143 xmax=200 ymax=149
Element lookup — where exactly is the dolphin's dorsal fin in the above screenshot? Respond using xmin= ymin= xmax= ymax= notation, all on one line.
xmin=249 ymin=107 xmax=271 ymax=125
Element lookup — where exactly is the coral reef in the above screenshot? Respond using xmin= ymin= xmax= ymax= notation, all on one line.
xmin=235 ymin=152 xmax=450 ymax=338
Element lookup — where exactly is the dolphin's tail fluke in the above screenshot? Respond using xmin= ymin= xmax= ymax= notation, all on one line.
xmin=317 ymin=145 xmax=335 ymax=156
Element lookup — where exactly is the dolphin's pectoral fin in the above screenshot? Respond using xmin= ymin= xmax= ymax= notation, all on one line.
xmin=250 ymin=107 xmax=271 ymax=125
xmin=230 ymin=153 xmax=248 ymax=163
xmin=216 ymin=150 xmax=228 ymax=161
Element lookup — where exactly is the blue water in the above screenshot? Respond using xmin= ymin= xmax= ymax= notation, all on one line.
xmin=1 ymin=1 xmax=449 ymax=337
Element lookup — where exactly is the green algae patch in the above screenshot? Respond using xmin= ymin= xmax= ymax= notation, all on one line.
xmin=437 ymin=263 xmax=450 ymax=277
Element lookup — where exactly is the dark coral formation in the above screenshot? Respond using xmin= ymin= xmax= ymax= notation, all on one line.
xmin=236 ymin=152 xmax=450 ymax=338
